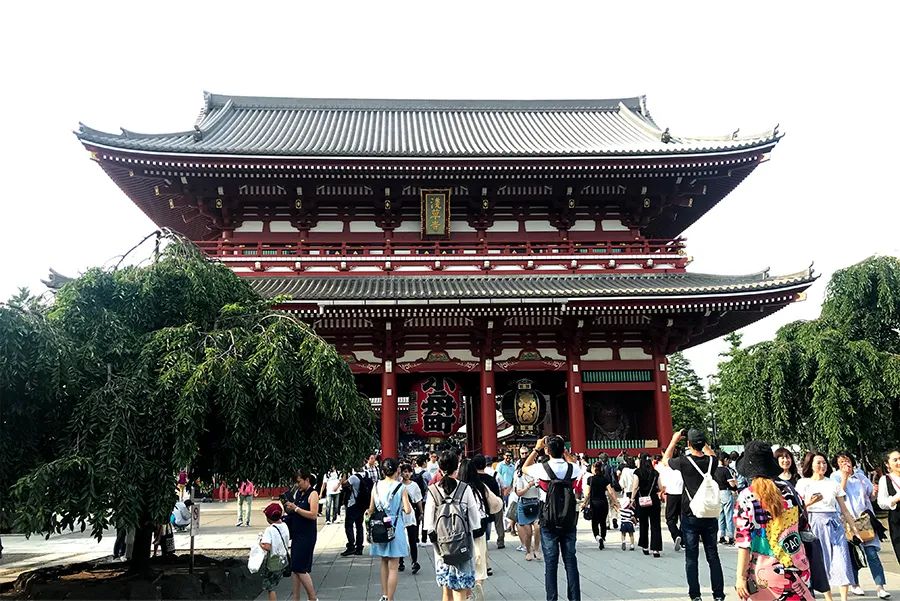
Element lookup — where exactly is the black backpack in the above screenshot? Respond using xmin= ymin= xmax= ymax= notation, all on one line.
xmin=541 ymin=462 xmax=578 ymax=533
xmin=411 ymin=471 xmax=427 ymax=498
xmin=354 ymin=473 xmax=374 ymax=510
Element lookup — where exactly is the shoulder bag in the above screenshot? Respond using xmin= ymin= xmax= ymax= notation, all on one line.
xmin=368 ymin=482 xmax=403 ymax=544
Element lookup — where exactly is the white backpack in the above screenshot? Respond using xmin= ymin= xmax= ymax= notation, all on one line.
xmin=685 ymin=456 xmax=721 ymax=518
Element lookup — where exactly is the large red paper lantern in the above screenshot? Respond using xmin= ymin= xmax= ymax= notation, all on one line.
xmin=409 ymin=376 xmax=463 ymax=438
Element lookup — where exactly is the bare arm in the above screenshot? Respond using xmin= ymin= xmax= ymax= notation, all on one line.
xmin=836 ymin=496 xmax=860 ymax=538
xmin=523 ymin=437 xmax=546 ymax=470
xmin=401 ymin=488 xmax=412 ymax=514
xmin=662 ymin=431 xmax=683 ymax=465
xmin=735 ymin=547 xmax=751 ymax=600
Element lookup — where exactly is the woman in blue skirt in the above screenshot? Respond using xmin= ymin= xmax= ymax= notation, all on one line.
xmin=367 ymin=457 xmax=412 ymax=601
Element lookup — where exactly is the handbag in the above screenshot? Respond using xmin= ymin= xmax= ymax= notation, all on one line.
xmin=848 ymin=539 xmax=868 ymax=570
xmin=520 ymin=497 xmax=540 ymax=519
xmin=161 ymin=524 xmax=176 ymax=555
xmin=582 ymin=504 xmax=593 ymax=520
xmin=844 ymin=513 xmax=875 ymax=543
xmin=486 ymin=488 xmax=503 ymax=515
xmin=368 ymin=482 xmax=403 ymax=544
xmin=637 ymin=475 xmax=658 ymax=508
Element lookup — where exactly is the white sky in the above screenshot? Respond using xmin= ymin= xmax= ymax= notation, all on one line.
xmin=2 ymin=1 xmax=898 ymax=381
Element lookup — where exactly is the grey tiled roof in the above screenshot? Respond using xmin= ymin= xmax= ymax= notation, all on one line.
xmin=76 ymin=92 xmax=780 ymax=158
xmin=248 ymin=269 xmax=814 ymax=302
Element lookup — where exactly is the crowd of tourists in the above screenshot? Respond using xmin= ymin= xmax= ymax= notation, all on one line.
xmin=247 ymin=436 xmax=900 ymax=601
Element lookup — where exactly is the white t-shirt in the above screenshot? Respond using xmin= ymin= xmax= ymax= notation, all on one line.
xmin=514 ymin=473 xmax=540 ymax=500
xmin=796 ymin=477 xmax=846 ymax=513
xmin=619 ymin=467 xmax=636 ymax=497
xmin=658 ymin=465 xmax=684 ymax=495
xmin=262 ymin=523 xmax=290 ymax=558
xmin=524 ymin=459 xmax=583 ymax=502
xmin=325 ymin=471 xmax=342 ymax=495
xmin=403 ymin=481 xmax=423 ymax=525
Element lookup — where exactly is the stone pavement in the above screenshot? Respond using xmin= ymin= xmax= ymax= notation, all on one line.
xmin=2 ymin=500 xmax=897 ymax=600
xmin=261 ymin=517 xmax=900 ymax=601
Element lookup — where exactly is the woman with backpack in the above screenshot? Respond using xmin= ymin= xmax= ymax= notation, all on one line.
xmin=283 ymin=469 xmax=320 ymax=601
xmin=367 ymin=457 xmax=412 ymax=601
xmin=424 ymin=450 xmax=483 ymax=601
xmin=633 ymin=452 xmax=663 ymax=557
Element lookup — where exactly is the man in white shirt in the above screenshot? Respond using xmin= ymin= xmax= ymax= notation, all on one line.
xmin=320 ymin=467 xmax=343 ymax=525
xmin=658 ymin=462 xmax=685 ymax=551
xmin=523 ymin=435 xmax=583 ymax=601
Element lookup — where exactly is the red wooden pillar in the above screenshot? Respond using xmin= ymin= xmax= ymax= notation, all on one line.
xmin=480 ymin=361 xmax=497 ymax=457
xmin=566 ymin=359 xmax=587 ymax=454
xmin=381 ymin=365 xmax=398 ymax=459
xmin=653 ymin=355 xmax=674 ymax=448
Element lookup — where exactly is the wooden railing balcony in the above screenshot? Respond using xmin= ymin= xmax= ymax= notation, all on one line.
xmin=193 ymin=238 xmax=688 ymax=274
xmin=195 ymin=238 xmax=686 ymax=260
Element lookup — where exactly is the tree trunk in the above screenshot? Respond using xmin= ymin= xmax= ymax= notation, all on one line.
xmin=129 ymin=522 xmax=154 ymax=574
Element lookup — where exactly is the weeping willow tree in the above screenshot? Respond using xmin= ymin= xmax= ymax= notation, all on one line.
xmin=715 ymin=256 xmax=900 ymax=463
xmin=1 ymin=232 xmax=376 ymax=569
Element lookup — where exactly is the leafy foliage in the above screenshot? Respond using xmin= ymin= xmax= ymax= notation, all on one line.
xmin=1 ymin=235 xmax=376 ymax=547
xmin=667 ymin=352 xmax=709 ymax=433
xmin=714 ymin=256 xmax=900 ymax=463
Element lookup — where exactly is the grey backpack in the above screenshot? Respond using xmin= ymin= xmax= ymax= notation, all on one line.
xmin=429 ymin=481 xmax=472 ymax=566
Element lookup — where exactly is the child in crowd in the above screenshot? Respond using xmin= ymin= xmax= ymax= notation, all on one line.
xmin=619 ymin=498 xmax=636 ymax=551
xmin=259 ymin=502 xmax=290 ymax=601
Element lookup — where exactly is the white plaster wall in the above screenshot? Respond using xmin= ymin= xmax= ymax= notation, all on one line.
xmin=619 ymin=347 xmax=651 ymax=360
xmin=581 ymin=347 xmax=614 ymax=361
xmin=570 ymin=220 xmax=597 ymax=232
xmin=349 ymin=221 xmax=384 ymax=233
xmin=451 ymin=220 xmax=476 ymax=233
xmin=600 ymin=219 xmax=630 ymax=232
xmin=309 ymin=221 xmax=345 ymax=233
xmin=235 ymin=220 xmax=264 ymax=233
xmin=269 ymin=220 xmax=299 ymax=233
xmin=524 ymin=220 xmax=557 ymax=232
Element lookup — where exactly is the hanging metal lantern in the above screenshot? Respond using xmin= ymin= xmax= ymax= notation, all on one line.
xmin=409 ymin=376 xmax=463 ymax=438
xmin=500 ymin=378 xmax=547 ymax=435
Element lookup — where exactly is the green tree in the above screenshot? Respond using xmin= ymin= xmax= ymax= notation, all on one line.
xmin=1 ymin=233 xmax=376 ymax=569
xmin=714 ymin=256 xmax=900 ymax=462
xmin=667 ymin=352 xmax=709 ymax=434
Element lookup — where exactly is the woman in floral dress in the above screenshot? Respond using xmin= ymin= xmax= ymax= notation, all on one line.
xmin=733 ymin=441 xmax=814 ymax=601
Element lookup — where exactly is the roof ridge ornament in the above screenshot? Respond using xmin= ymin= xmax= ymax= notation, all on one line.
xmin=661 ymin=128 xmax=671 ymax=144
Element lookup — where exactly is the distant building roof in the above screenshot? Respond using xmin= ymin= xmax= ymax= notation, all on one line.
xmin=76 ymin=92 xmax=780 ymax=159
xmin=248 ymin=269 xmax=814 ymax=302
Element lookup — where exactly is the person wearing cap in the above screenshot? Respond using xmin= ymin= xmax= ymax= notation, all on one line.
xmin=259 ymin=502 xmax=291 ymax=601
xmin=663 ymin=428 xmax=724 ymax=601
xmin=732 ymin=440 xmax=814 ymax=601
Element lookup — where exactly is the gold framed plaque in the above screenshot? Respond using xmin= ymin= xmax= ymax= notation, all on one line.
xmin=420 ymin=188 xmax=451 ymax=239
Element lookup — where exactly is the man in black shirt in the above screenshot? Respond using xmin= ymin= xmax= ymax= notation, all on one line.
xmin=712 ymin=453 xmax=737 ymax=545
xmin=663 ymin=429 xmax=724 ymax=601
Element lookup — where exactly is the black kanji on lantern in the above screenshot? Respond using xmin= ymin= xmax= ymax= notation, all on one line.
xmin=416 ymin=376 xmax=460 ymax=436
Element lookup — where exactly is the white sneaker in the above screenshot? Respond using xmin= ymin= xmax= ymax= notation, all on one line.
xmin=850 ymin=586 xmax=865 ymax=596
xmin=877 ymin=591 xmax=891 ymax=600
xmin=516 ymin=545 xmax=526 ymax=552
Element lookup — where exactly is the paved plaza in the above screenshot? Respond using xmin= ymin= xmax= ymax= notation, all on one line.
xmin=2 ymin=500 xmax=897 ymax=600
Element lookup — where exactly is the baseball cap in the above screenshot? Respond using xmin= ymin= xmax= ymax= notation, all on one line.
xmin=687 ymin=428 xmax=707 ymax=445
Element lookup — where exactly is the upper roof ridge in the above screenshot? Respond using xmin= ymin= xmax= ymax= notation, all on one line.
xmin=203 ymin=92 xmax=647 ymax=112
